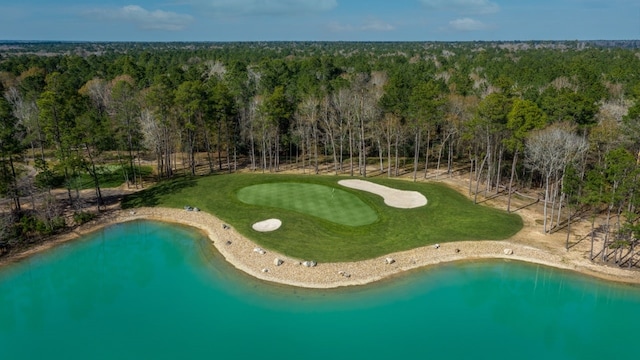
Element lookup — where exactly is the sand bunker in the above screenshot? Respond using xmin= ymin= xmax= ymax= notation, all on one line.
xmin=339 ymin=180 xmax=427 ymax=209
xmin=252 ymin=219 xmax=282 ymax=232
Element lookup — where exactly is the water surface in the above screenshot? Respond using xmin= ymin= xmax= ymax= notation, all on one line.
xmin=1 ymin=220 xmax=638 ymax=359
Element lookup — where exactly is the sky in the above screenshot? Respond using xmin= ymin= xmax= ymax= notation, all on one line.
xmin=0 ymin=0 xmax=639 ymax=42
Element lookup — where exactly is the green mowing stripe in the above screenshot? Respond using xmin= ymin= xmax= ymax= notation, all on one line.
xmin=237 ymin=183 xmax=378 ymax=226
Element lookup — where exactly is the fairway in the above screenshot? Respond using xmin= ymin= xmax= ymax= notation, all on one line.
xmin=237 ymin=183 xmax=378 ymax=226
xmin=122 ymin=174 xmax=523 ymax=262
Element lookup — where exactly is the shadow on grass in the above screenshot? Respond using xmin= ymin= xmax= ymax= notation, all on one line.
xmin=121 ymin=176 xmax=197 ymax=209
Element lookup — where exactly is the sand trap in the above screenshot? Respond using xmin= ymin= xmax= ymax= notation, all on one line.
xmin=252 ymin=219 xmax=282 ymax=232
xmin=339 ymin=180 xmax=427 ymax=209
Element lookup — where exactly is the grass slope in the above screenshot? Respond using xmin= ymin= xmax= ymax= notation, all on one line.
xmin=122 ymin=173 xmax=523 ymax=262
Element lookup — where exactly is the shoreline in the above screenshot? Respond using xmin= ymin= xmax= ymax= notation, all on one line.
xmin=2 ymin=206 xmax=639 ymax=288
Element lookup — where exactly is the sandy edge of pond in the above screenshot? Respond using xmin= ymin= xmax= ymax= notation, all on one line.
xmin=2 ymin=204 xmax=639 ymax=288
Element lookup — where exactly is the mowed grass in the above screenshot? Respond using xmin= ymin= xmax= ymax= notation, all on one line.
xmin=237 ymin=183 xmax=378 ymax=226
xmin=122 ymin=173 xmax=523 ymax=262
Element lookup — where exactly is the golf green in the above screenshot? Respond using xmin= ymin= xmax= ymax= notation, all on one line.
xmin=122 ymin=174 xmax=523 ymax=261
xmin=237 ymin=182 xmax=378 ymax=226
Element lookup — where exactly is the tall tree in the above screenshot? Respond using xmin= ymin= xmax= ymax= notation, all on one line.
xmin=505 ymin=99 xmax=547 ymax=212
xmin=259 ymin=86 xmax=292 ymax=172
xmin=175 ymin=80 xmax=206 ymax=175
xmin=143 ymin=79 xmax=175 ymax=178
xmin=600 ymin=147 xmax=637 ymax=261
xmin=470 ymin=92 xmax=512 ymax=202
xmin=0 ymin=82 xmax=24 ymax=211
xmin=110 ymin=76 xmax=142 ymax=186
xmin=37 ymin=72 xmax=77 ymax=206
xmin=208 ymin=80 xmax=238 ymax=172
xmin=407 ymin=80 xmax=445 ymax=181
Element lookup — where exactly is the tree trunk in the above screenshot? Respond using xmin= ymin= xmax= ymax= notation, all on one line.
xmin=314 ymin=127 xmax=319 ymax=175
xmin=495 ymin=145 xmax=503 ymax=194
xmin=468 ymin=150 xmax=475 ymax=196
xmin=349 ymin=127 xmax=354 ymax=177
xmin=226 ymin=124 xmax=232 ymax=174
xmin=484 ymin=141 xmax=492 ymax=196
xmin=602 ymin=204 xmax=613 ymax=262
xmin=360 ymin=116 xmax=366 ymax=178
xmin=436 ymin=132 xmax=452 ymax=179
xmin=447 ymin=136 xmax=454 ymax=176
xmin=413 ymin=129 xmax=420 ymax=182
xmin=423 ymin=129 xmax=431 ymax=179
xmin=549 ymin=178 xmax=558 ymax=231
xmin=555 ymin=192 xmax=565 ymax=233
xmin=474 ymin=153 xmax=488 ymax=204
xmin=394 ymin=135 xmax=399 ymax=177
xmin=84 ymin=144 xmax=103 ymax=211
xmin=507 ymin=149 xmax=518 ymax=213
xmin=7 ymin=155 xmax=21 ymax=211
xmin=378 ymin=139 xmax=383 ymax=173
xmin=204 ymin=129 xmax=214 ymax=173
xmin=543 ymin=173 xmax=551 ymax=233
xmin=565 ymin=208 xmax=572 ymax=250
xmin=590 ymin=216 xmax=596 ymax=260
xmin=387 ymin=134 xmax=392 ymax=178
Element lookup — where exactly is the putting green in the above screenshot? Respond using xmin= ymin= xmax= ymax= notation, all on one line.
xmin=237 ymin=182 xmax=378 ymax=226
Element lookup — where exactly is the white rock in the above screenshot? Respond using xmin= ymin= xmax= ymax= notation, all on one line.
xmin=504 ymin=248 xmax=514 ymax=255
xmin=274 ymin=258 xmax=284 ymax=266
xmin=385 ymin=257 xmax=395 ymax=265
xmin=253 ymin=247 xmax=266 ymax=255
xmin=261 ymin=268 xmax=269 ymax=273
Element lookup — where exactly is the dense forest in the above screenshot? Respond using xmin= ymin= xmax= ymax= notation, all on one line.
xmin=1 ymin=41 xmax=640 ymax=268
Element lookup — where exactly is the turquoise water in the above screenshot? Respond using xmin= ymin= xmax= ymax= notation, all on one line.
xmin=1 ymin=221 xmax=639 ymax=360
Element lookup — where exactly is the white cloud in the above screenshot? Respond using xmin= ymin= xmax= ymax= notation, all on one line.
xmin=328 ymin=21 xmax=354 ymax=33
xmin=86 ymin=5 xmax=194 ymax=31
xmin=328 ymin=18 xmax=395 ymax=33
xmin=191 ymin=0 xmax=337 ymax=16
xmin=361 ymin=18 xmax=396 ymax=31
xmin=420 ymin=0 xmax=500 ymax=14
xmin=448 ymin=17 xmax=490 ymax=31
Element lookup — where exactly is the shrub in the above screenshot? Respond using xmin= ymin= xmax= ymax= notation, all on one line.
xmin=47 ymin=216 xmax=66 ymax=234
xmin=73 ymin=211 xmax=96 ymax=225
xmin=35 ymin=169 xmax=65 ymax=189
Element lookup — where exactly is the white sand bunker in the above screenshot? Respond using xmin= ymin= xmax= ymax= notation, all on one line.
xmin=252 ymin=219 xmax=282 ymax=232
xmin=339 ymin=180 xmax=427 ymax=209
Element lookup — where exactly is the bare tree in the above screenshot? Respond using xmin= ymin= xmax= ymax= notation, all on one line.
xmin=525 ymin=124 xmax=588 ymax=233
xmin=294 ymin=96 xmax=320 ymax=174
xmin=320 ymin=95 xmax=340 ymax=175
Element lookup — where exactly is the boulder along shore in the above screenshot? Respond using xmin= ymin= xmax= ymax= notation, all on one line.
xmin=2 ymin=206 xmax=639 ymax=288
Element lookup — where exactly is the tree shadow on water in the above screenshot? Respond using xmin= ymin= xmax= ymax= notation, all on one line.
xmin=121 ymin=177 xmax=197 ymax=209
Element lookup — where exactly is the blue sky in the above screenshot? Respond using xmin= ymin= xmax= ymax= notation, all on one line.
xmin=1 ymin=0 xmax=639 ymax=41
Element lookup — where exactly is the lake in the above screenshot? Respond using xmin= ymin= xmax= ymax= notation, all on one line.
xmin=1 ymin=220 xmax=638 ymax=359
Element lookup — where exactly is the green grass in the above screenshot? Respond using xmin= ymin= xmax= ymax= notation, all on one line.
xmin=122 ymin=173 xmax=523 ymax=262
xmin=237 ymin=183 xmax=378 ymax=226
xmin=74 ymin=165 xmax=154 ymax=189
xmin=36 ymin=164 xmax=154 ymax=190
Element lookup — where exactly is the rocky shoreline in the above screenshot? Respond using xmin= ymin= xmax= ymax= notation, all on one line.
xmin=3 ymin=206 xmax=638 ymax=288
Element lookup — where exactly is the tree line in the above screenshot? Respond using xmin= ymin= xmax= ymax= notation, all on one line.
xmin=1 ymin=41 xmax=639 ymax=267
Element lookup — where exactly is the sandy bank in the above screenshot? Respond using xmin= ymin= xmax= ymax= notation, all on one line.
xmin=3 ymin=206 xmax=638 ymax=288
